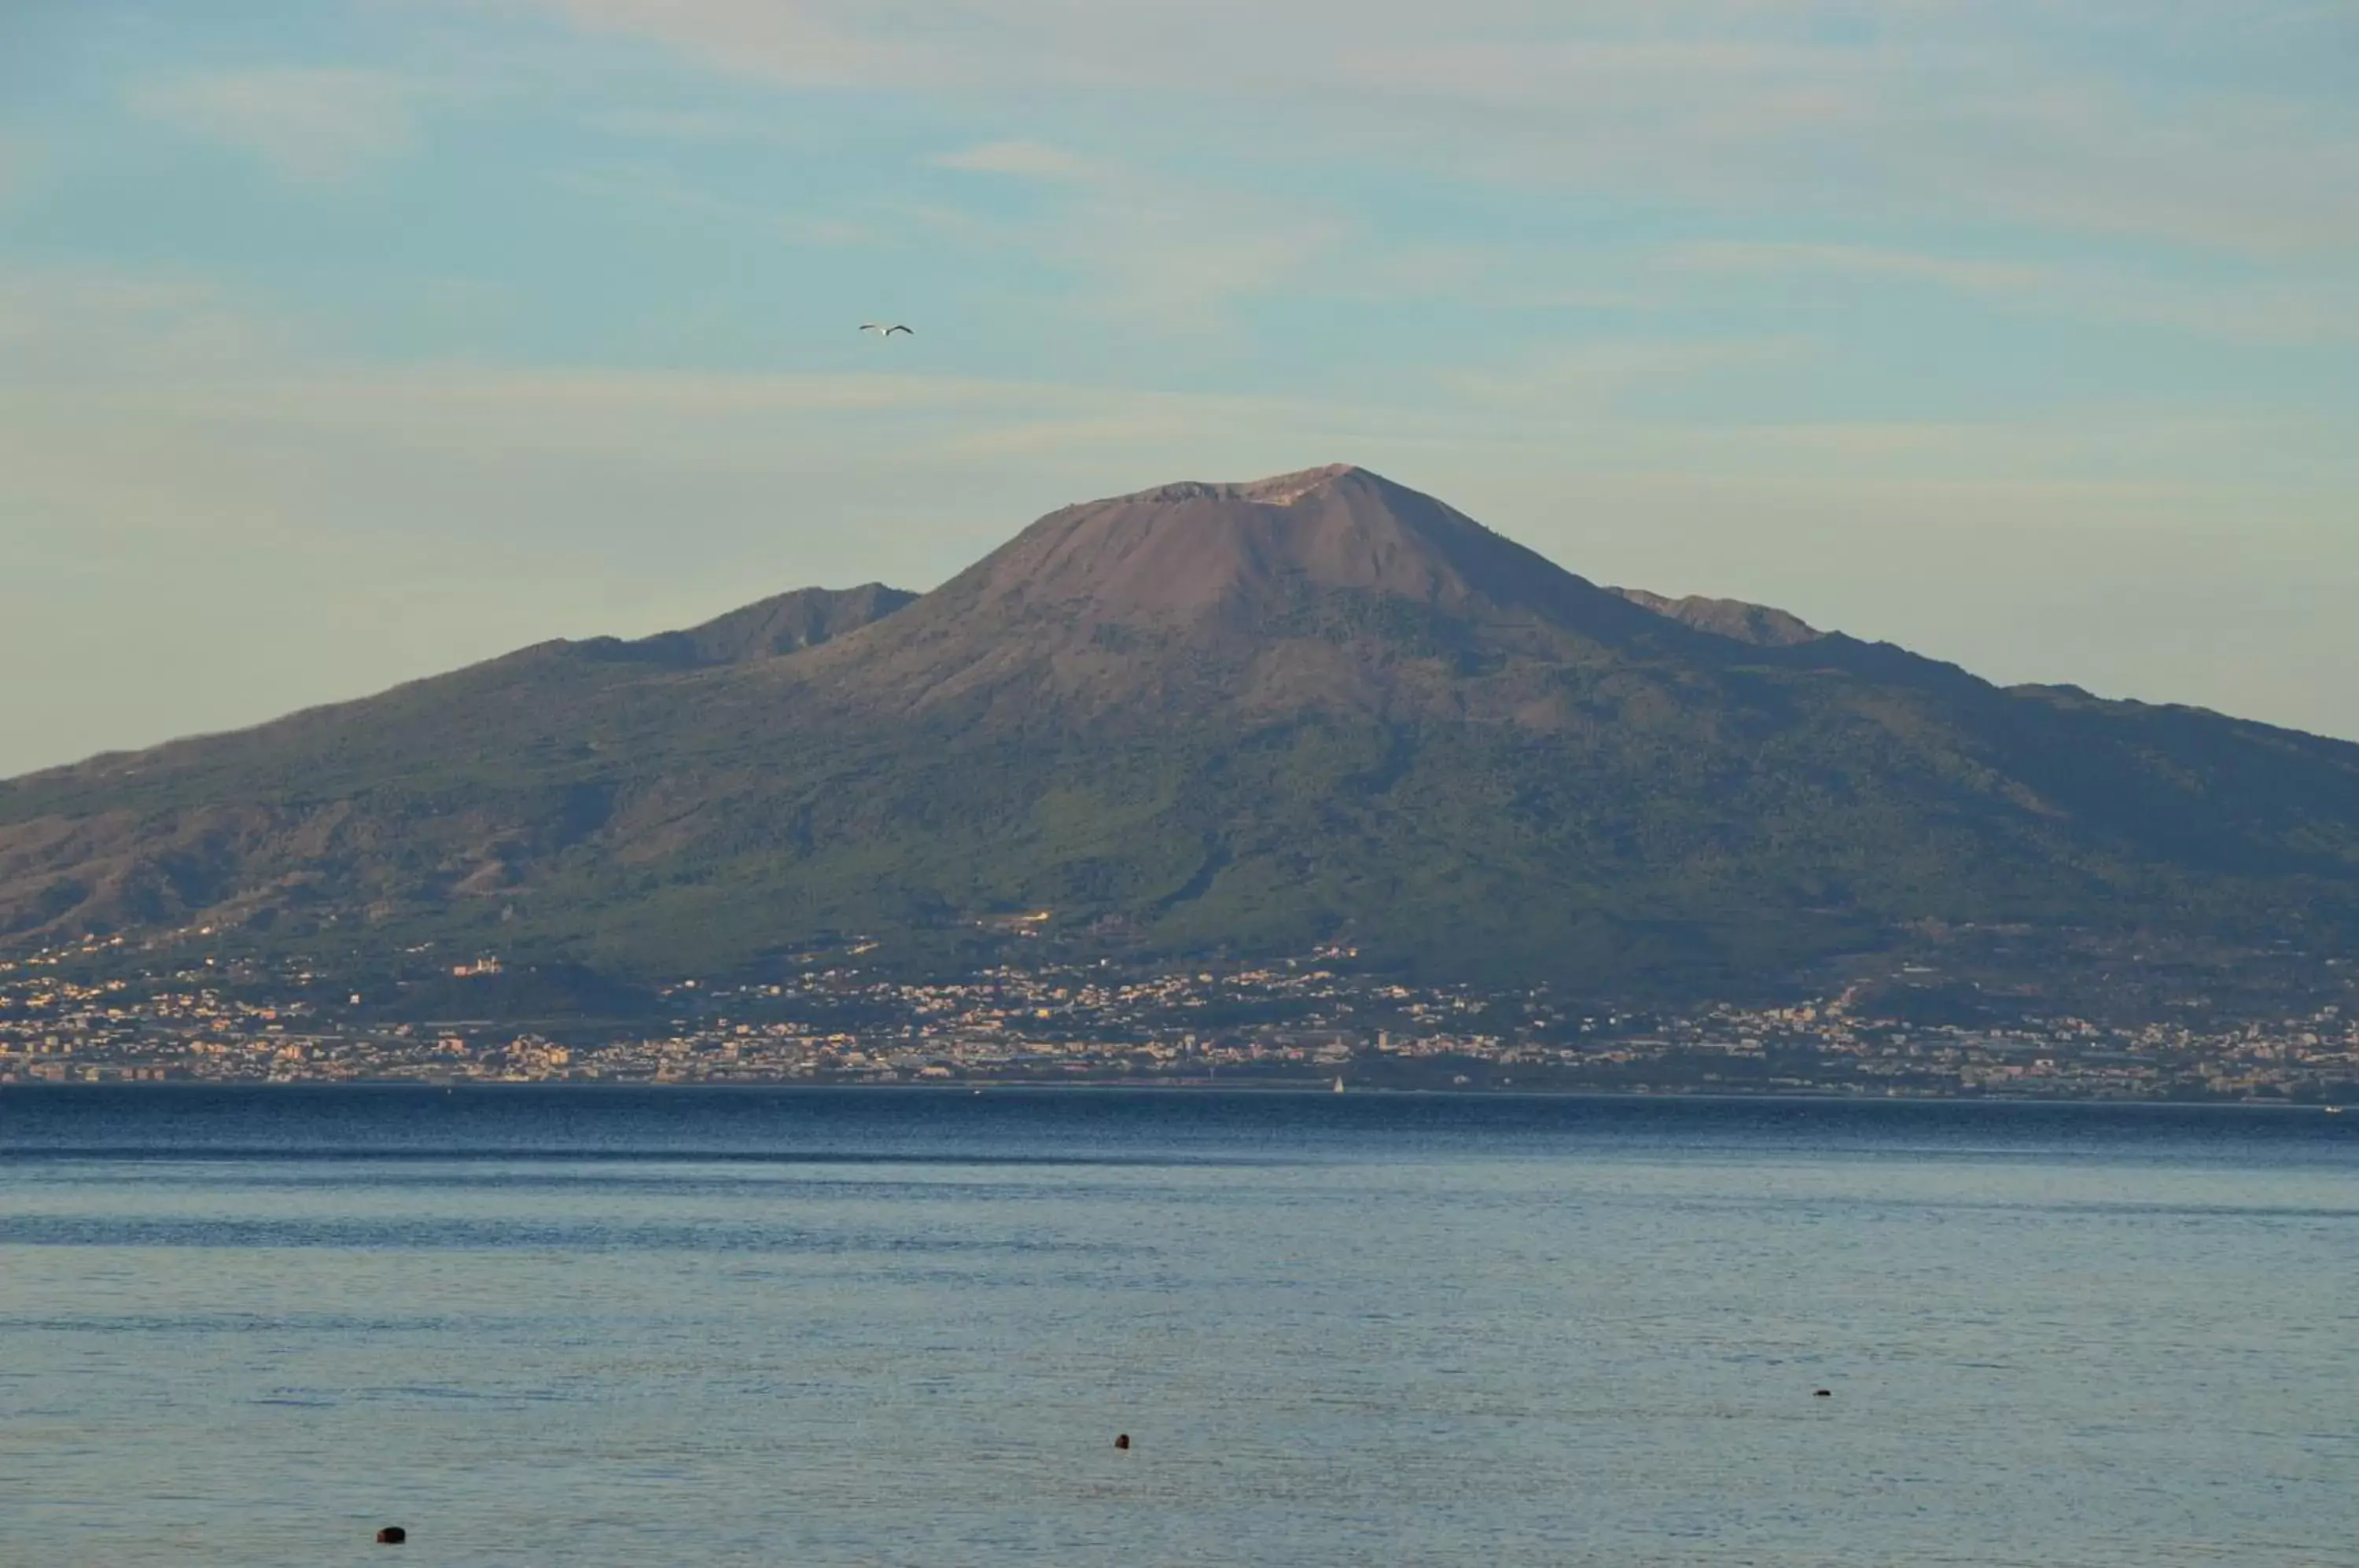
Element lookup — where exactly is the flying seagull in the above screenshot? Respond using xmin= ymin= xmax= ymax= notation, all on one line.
xmin=860 ymin=322 xmax=913 ymax=337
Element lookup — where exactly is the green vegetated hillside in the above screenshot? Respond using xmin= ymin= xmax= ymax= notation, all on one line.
xmin=5 ymin=464 xmax=2357 ymax=995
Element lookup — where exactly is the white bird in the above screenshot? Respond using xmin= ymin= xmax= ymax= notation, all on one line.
xmin=860 ymin=322 xmax=913 ymax=337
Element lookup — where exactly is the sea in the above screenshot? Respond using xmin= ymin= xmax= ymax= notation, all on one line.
xmin=2 ymin=1088 xmax=2353 ymax=1568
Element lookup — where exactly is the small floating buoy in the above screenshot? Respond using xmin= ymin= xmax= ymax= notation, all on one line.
xmin=1813 ymin=1389 xmax=1832 ymax=1398
xmin=376 ymin=1526 xmax=407 ymax=1544
xmin=1114 ymin=1433 xmax=1131 ymax=1451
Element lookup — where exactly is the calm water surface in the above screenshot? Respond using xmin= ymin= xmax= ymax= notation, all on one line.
xmin=2 ymin=1088 xmax=2354 ymax=1567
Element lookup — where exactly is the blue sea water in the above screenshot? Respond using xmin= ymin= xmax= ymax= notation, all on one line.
xmin=2 ymin=1088 xmax=2354 ymax=1568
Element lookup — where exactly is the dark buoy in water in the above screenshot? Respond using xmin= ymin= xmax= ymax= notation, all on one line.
xmin=1114 ymin=1433 xmax=1131 ymax=1451
xmin=1813 ymin=1389 xmax=1832 ymax=1398
xmin=376 ymin=1526 xmax=407 ymax=1544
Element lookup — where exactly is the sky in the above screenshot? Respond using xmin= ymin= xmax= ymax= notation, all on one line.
xmin=2 ymin=1 xmax=2356 ymax=775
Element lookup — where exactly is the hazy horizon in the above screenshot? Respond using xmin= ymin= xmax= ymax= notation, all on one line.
xmin=6 ymin=2 xmax=2357 ymax=775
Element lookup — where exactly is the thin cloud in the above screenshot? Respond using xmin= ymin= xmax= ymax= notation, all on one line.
xmin=1672 ymin=242 xmax=2042 ymax=296
xmin=512 ymin=0 xmax=2359 ymax=254
xmin=0 ymin=269 xmax=303 ymax=384
xmin=593 ymin=108 xmax=778 ymax=142
xmin=1669 ymin=239 xmax=2359 ymax=346
xmin=529 ymin=0 xmax=979 ymax=89
xmin=0 ymin=134 xmax=41 ymax=206
xmin=131 ymin=68 xmax=419 ymax=182
xmin=929 ymin=142 xmax=1347 ymax=337
xmin=935 ymin=138 xmax=1106 ymax=184
xmin=1438 ymin=339 xmax=1809 ymax=416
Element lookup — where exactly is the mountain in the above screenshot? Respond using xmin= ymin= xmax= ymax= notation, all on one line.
xmin=1609 ymin=587 xmax=1824 ymax=648
xmin=627 ymin=583 xmax=917 ymax=667
xmin=782 ymin=463 xmax=1696 ymax=726
xmin=5 ymin=463 xmax=2358 ymax=995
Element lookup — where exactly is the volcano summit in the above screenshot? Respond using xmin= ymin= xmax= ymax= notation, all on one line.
xmin=5 ymin=465 xmax=2357 ymax=993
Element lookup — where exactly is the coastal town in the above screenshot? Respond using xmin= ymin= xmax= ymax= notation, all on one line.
xmin=3 ymin=931 xmax=2354 ymax=1102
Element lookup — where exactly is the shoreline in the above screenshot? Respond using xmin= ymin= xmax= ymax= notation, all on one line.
xmin=0 ymin=1078 xmax=2345 ymax=1111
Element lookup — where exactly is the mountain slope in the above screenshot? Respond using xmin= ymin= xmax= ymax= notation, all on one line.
xmin=1610 ymin=587 xmax=1824 ymax=647
xmin=778 ymin=464 xmax=1743 ymax=729
xmin=4 ymin=465 xmax=2357 ymax=992
xmin=631 ymin=583 xmax=916 ymax=667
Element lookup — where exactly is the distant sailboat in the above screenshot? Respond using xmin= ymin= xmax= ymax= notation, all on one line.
xmin=1333 ymin=1074 xmax=1346 ymax=1093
